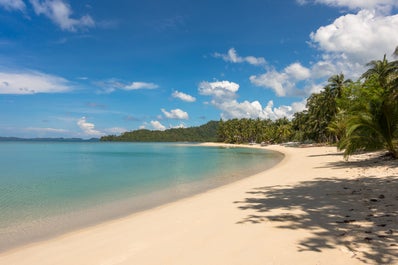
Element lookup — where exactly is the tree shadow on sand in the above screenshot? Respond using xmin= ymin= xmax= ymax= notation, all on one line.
xmin=235 ymin=156 xmax=398 ymax=264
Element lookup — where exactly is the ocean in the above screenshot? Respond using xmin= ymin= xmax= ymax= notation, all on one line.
xmin=0 ymin=142 xmax=283 ymax=251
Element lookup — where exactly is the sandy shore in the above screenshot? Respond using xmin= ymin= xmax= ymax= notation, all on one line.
xmin=0 ymin=144 xmax=396 ymax=265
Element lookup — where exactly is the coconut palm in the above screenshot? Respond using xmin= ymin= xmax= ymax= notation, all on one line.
xmin=340 ymin=55 xmax=398 ymax=158
xmin=339 ymin=98 xmax=398 ymax=158
xmin=361 ymin=54 xmax=397 ymax=91
xmin=326 ymin=73 xmax=352 ymax=99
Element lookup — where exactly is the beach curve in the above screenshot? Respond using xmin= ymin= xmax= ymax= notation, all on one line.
xmin=0 ymin=144 xmax=396 ymax=265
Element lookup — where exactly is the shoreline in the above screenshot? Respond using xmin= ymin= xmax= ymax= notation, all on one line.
xmin=0 ymin=144 xmax=283 ymax=253
xmin=1 ymin=144 xmax=396 ymax=264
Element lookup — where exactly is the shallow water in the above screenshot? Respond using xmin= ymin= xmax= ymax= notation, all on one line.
xmin=0 ymin=142 xmax=283 ymax=251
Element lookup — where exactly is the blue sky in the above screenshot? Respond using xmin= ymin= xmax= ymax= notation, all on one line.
xmin=0 ymin=0 xmax=397 ymax=138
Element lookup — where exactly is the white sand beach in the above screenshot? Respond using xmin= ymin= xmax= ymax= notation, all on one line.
xmin=0 ymin=144 xmax=397 ymax=265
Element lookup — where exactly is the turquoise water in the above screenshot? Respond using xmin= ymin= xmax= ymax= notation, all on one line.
xmin=0 ymin=142 xmax=283 ymax=251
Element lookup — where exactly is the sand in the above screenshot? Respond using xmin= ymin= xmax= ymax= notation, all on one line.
xmin=0 ymin=144 xmax=397 ymax=265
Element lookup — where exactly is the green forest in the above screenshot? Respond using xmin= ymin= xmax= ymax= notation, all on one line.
xmin=101 ymin=52 xmax=398 ymax=158
xmin=100 ymin=121 xmax=219 ymax=142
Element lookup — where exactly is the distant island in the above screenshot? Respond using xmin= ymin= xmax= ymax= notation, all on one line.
xmin=0 ymin=137 xmax=99 ymax=142
xmin=100 ymin=121 xmax=219 ymax=142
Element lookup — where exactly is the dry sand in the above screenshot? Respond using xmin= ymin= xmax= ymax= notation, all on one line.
xmin=0 ymin=144 xmax=397 ymax=265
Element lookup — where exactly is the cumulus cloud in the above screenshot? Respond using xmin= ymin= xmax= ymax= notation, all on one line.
xmin=30 ymin=0 xmax=95 ymax=31
xmin=250 ymin=70 xmax=291 ymax=97
xmin=268 ymin=100 xmax=307 ymax=120
xmin=172 ymin=90 xmax=196 ymax=102
xmin=161 ymin=108 xmax=189 ymax=120
xmin=213 ymin=98 xmax=306 ymax=120
xmin=77 ymin=117 xmax=103 ymax=136
xmin=198 ymin=80 xmax=239 ymax=99
xmin=198 ymin=80 xmax=306 ymax=120
xmin=310 ymin=10 xmax=398 ymax=64
xmin=214 ymin=48 xmax=266 ymax=66
xmin=0 ymin=71 xmax=71 ymax=94
xmin=285 ymin=63 xmax=311 ymax=80
xmin=150 ymin=120 xmax=166 ymax=131
xmin=250 ymin=62 xmax=311 ymax=96
xmin=0 ymin=0 xmax=26 ymax=11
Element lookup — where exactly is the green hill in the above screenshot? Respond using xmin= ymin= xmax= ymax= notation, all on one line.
xmin=100 ymin=121 xmax=220 ymax=142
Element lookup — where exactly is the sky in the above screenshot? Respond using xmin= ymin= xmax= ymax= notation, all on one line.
xmin=0 ymin=0 xmax=397 ymax=138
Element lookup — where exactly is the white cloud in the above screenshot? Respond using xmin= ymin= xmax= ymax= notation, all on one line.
xmin=214 ymin=48 xmax=266 ymax=66
xmin=172 ymin=90 xmax=196 ymax=102
xmin=124 ymin=82 xmax=159 ymax=90
xmin=214 ymin=99 xmax=266 ymax=120
xmin=250 ymin=70 xmax=292 ymax=97
xmin=30 ymin=0 xmax=95 ymax=32
xmin=285 ymin=63 xmax=311 ymax=80
xmin=198 ymin=80 xmax=306 ymax=120
xmin=0 ymin=71 xmax=71 ymax=94
xmin=77 ymin=117 xmax=103 ymax=136
xmin=250 ymin=62 xmax=311 ymax=97
xmin=150 ymin=120 xmax=166 ymax=131
xmin=161 ymin=108 xmax=189 ymax=120
xmin=310 ymin=10 xmax=398 ymax=64
xmin=0 ymin=0 xmax=26 ymax=11
xmin=270 ymin=100 xmax=307 ymax=120
xmin=97 ymin=79 xmax=159 ymax=93
xmin=213 ymin=99 xmax=306 ymax=120
xmin=198 ymin=80 xmax=239 ymax=99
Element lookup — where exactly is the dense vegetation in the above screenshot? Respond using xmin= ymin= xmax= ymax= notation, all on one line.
xmin=217 ymin=117 xmax=293 ymax=144
xmin=100 ymin=121 xmax=219 ymax=142
xmin=102 ymin=52 xmax=398 ymax=158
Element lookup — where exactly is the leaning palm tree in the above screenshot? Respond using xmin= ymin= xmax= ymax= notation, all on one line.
xmin=339 ymin=99 xmax=398 ymax=158
xmin=339 ymin=54 xmax=398 ymax=158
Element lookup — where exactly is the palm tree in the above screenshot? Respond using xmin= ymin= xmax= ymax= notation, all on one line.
xmin=327 ymin=109 xmax=348 ymax=143
xmin=391 ymin=47 xmax=398 ymax=100
xmin=361 ymin=54 xmax=397 ymax=91
xmin=326 ymin=73 xmax=352 ymax=99
xmin=339 ymin=100 xmax=398 ymax=158
xmin=340 ymin=55 xmax=398 ymax=158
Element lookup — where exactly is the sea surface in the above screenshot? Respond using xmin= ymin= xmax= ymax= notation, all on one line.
xmin=0 ymin=142 xmax=283 ymax=251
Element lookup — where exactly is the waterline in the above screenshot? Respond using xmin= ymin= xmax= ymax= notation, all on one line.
xmin=0 ymin=142 xmax=283 ymax=251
